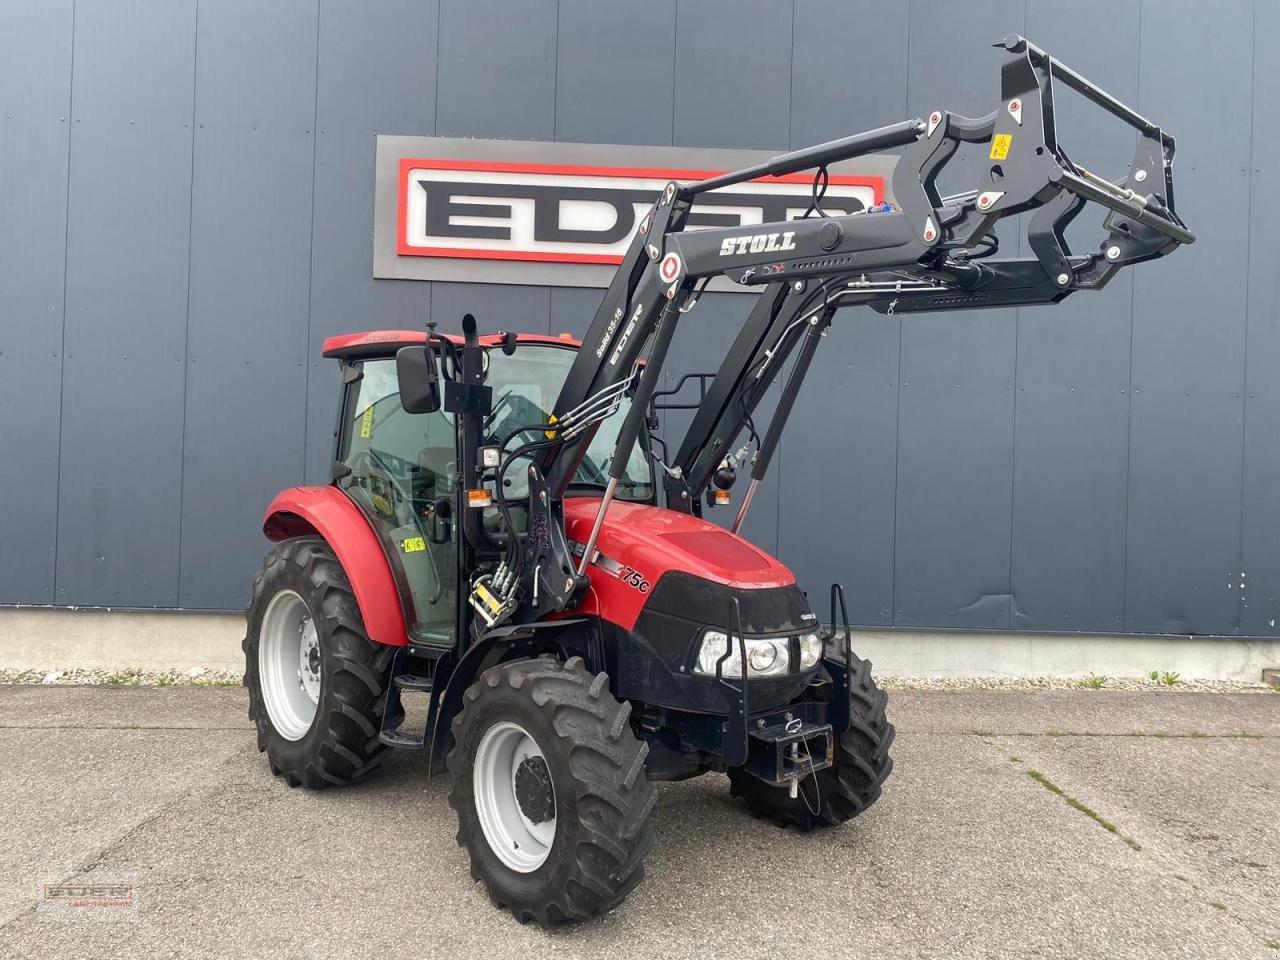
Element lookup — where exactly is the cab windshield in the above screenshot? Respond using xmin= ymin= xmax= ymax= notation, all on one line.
xmin=483 ymin=343 xmax=653 ymax=501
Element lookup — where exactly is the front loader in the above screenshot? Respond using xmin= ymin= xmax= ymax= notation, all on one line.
xmin=243 ymin=37 xmax=1193 ymax=925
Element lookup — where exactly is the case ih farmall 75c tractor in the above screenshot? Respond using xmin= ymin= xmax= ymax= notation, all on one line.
xmin=244 ymin=38 xmax=1192 ymax=925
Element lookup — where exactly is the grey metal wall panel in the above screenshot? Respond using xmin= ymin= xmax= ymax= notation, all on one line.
xmin=673 ymin=0 xmax=792 ymax=150
xmin=429 ymin=282 xmax=551 ymax=336
xmin=304 ymin=0 xmax=437 ymax=484
xmin=1011 ymin=283 xmax=1133 ymax=632
xmin=549 ymin=287 xmax=603 ymax=340
xmin=179 ymin=0 xmax=319 ymax=610
xmin=789 ymin=0 xmax=909 ymax=148
xmin=1123 ymin=0 xmax=1252 ymax=634
xmin=894 ymin=312 xmax=1018 ymax=628
xmin=1240 ymin=0 xmax=1280 ymax=633
xmin=891 ymin=0 xmax=1023 ymax=629
xmin=0 ymin=0 xmax=73 ymax=603
xmin=1 ymin=0 xmax=1274 ymax=635
xmin=55 ymin=0 xmax=197 ymax=606
xmin=435 ymin=0 xmax=557 ymax=141
xmin=555 ymin=0 xmax=676 ymax=146
xmin=779 ymin=314 xmax=901 ymax=625
xmin=1009 ymin=0 xmax=1140 ymax=632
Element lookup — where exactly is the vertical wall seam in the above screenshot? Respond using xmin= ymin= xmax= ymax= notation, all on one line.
xmin=1235 ymin=0 xmax=1258 ymax=633
xmin=301 ymin=0 xmax=323 ymax=484
xmin=433 ymin=0 xmax=442 ymax=133
xmin=1120 ymin=0 xmax=1145 ymax=631
xmin=551 ymin=0 xmax=561 ymax=141
xmin=51 ymin=0 xmax=77 ymax=603
xmin=670 ymin=0 xmax=679 ymax=145
xmin=1003 ymin=0 xmax=1034 ymax=632
xmin=175 ymin=0 xmax=200 ymax=607
xmin=889 ymin=0 xmax=911 ymax=625
xmin=1005 ymin=0 xmax=1029 ymax=628
xmin=786 ymin=0 xmax=796 ymax=148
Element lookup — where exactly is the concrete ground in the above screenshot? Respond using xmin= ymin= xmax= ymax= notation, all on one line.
xmin=0 ymin=686 xmax=1276 ymax=960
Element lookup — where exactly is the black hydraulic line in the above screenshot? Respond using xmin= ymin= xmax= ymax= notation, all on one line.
xmin=1053 ymin=169 xmax=1195 ymax=244
xmin=729 ymin=306 xmax=832 ymax=535
xmin=679 ymin=119 xmax=924 ymax=197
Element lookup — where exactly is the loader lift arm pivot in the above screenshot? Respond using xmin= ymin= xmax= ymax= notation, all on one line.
xmin=497 ymin=35 xmax=1192 ymax=623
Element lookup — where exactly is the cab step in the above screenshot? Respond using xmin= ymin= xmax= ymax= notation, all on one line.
xmin=378 ymin=729 xmax=425 ymax=750
xmin=394 ymin=674 xmax=434 ymax=692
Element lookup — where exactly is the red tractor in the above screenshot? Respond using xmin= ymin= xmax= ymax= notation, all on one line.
xmin=243 ymin=37 xmax=1192 ymax=925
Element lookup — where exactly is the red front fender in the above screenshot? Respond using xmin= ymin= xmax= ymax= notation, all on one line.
xmin=262 ymin=486 xmax=409 ymax=647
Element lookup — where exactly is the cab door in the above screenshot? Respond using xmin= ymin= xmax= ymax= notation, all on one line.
xmin=335 ymin=357 xmax=458 ymax=647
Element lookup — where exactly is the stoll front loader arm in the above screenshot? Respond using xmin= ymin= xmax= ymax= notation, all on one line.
xmin=477 ymin=35 xmax=1194 ymax=628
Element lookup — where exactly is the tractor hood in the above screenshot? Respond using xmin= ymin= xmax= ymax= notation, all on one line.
xmin=562 ymin=498 xmax=797 ymax=632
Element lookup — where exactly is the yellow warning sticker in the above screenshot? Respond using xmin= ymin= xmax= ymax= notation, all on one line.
xmin=401 ymin=536 xmax=426 ymax=553
xmin=475 ymin=583 xmax=502 ymax=613
xmin=544 ymin=414 xmax=558 ymax=440
xmin=359 ymin=406 xmax=374 ymax=438
xmin=989 ymin=134 xmax=1013 ymax=161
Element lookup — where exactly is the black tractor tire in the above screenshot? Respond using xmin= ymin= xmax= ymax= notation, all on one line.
xmin=243 ymin=536 xmax=395 ymax=789
xmin=447 ymin=656 xmax=656 ymax=927
xmin=728 ymin=652 xmax=894 ymax=830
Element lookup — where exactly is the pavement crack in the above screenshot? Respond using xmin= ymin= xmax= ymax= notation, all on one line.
xmin=0 ymin=745 xmax=246 ymax=934
xmin=1024 ymin=768 xmax=1144 ymax=851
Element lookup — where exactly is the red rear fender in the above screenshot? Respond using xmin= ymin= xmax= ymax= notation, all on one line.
xmin=262 ymin=487 xmax=409 ymax=647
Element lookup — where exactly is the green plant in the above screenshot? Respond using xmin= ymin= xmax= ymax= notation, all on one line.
xmin=1149 ymin=670 xmax=1160 ymax=682
xmin=103 ymin=668 xmax=144 ymax=686
xmin=1162 ymin=671 xmax=1181 ymax=687
xmin=1081 ymin=674 xmax=1108 ymax=689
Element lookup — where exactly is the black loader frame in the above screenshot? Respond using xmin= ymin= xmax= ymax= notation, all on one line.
xmin=467 ymin=35 xmax=1192 ymax=634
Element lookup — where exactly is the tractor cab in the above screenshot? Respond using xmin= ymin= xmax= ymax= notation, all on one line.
xmin=321 ymin=330 xmax=655 ymax=649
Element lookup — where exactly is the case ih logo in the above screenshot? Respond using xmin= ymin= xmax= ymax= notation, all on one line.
xmin=396 ymin=158 xmax=883 ymax=265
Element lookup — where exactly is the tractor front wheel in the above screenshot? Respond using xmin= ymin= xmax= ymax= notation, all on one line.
xmin=728 ymin=652 xmax=895 ymax=829
xmin=243 ymin=536 xmax=395 ymax=789
xmin=447 ymin=656 xmax=656 ymax=927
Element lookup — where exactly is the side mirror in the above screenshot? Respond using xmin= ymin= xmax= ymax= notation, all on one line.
xmin=396 ymin=345 xmax=440 ymax=414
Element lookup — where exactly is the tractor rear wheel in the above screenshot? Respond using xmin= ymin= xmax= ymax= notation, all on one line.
xmin=243 ymin=536 xmax=394 ymax=789
xmin=728 ymin=651 xmax=894 ymax=829
xmin=447 ymin=656 xmax=656 ymax=927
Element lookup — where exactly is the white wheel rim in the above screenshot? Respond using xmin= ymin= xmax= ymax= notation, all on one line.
xmin=258 ymin=589 xmax=320 ymax=741
xmin=473 ymin=721 xmax=557 ymax=873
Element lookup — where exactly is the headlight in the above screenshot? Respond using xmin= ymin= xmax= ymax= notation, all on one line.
xmin=694 ymin=631 xmax=791 ymax=678
xmin=798 ymin=632 xmax=822 ymax=669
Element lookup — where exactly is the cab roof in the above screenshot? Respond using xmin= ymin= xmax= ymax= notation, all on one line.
xmin=322 ymin=330 xmax=582 ymax=360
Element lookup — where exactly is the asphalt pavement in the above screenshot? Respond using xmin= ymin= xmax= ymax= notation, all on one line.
xmin=1 ymin=684 xmax=1276 ymax=960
